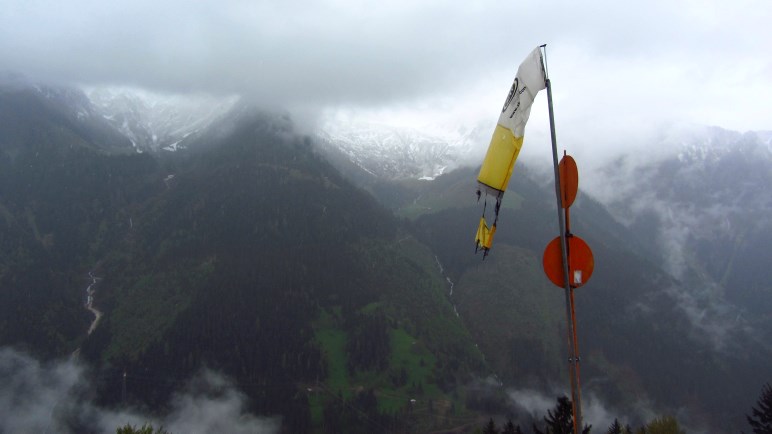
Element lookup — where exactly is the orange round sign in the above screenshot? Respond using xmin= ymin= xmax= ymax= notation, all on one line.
xmin=542 ymin=235 xmax=594 ymax=288
xmin=559 ymin=155 xmax=578 ymax=208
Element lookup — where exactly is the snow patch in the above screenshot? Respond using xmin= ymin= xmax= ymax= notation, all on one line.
xmin=316 ymin=109 xmax=488 ymax=180
xmin=85 ymin=86 xmax=239 ymax=152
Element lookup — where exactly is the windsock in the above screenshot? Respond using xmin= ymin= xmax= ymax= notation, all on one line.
xmin=475 ymin=47 xmax=547 ymax=257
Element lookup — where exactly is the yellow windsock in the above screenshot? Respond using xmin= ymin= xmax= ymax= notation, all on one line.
xmin=477 ymin=47 xmax=547 ymax=197
xmin=475 ymin=217 xmax=496 ymax=254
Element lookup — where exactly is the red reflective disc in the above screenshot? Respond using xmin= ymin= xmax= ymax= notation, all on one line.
xmin=559 ymin=155 xmax=578 ymax=208
xmin=542 ymin=235 xmax=594 ymax=288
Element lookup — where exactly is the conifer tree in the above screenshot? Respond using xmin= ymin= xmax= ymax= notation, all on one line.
xmin=116 ymin=424 xmax=170 ymax=434
xmin=747 ymin=383 xmax=772 ymax=434
xmin=607 ymin=418 xmax=623 ymax=434
xmin=483 ymin=417 xmax=499 ymax=434
xmin=533 ymin=396 xmax=591 ymax=434
xmin=642 ymin=416 xmax=684 ymax=434
xmin=502 ymin=419 xmax=523 ymax=434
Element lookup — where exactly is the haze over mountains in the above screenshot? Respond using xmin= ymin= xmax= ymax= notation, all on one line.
xmin=87 ymin=87 xmax=239 ymax=153
xmin=1 ymin=80 xmax=770 ymax=433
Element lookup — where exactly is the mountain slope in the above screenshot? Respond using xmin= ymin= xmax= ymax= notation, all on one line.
xmin=85 ymin=111 xmax=489 ymax=432
xmin=0 ymin=83 xmax=161 ymax=357
xmin=87 ymin=87 xmax=238 ymax=153
xmin=0 ymin=90 xmax=489 ymax=433
xmin=319 ymin=120 xmax=772 ymax=430
xmin=317 ymin=114 xmax=488 ymax=180
xmin=596 ymin=127 xmax=772 ymax=346
xmin=393 ymin=165 xmax=771 ymax=432
xmin=3 ymin=81 xmax=770 ymax=432
xmin=0 ymin=79 xmax=134 ymax=154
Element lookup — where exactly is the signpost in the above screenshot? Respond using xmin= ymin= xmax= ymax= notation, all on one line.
xmin=543 ymin=145 xmax=594 ymax=434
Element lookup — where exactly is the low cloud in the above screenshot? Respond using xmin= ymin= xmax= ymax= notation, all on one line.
xmin=507 ymin=388 xmax=556 ymax=420
xmin=2 ymin=0 xmax=770 ymax=135
xmin=507 ymin=386 xmax=643 ymax=430
xmin=0 ymin=347 xmax=279 ymax=434
xmin=507 ymin=386 xmax=711 ymax=433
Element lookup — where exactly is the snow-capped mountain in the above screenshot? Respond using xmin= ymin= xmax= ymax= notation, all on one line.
xmin=0 ymin=74 xmax=136 ymax=154
xmin=317 ymin=115 xmax=489 ymax=180
xmin=0 ymin=73 xmax=97 ymax=126
xmin=86 ymin=87 xmax=238 ymax=153
xmin=1 ymin=76 xmax=241 ymax=155
xmin=589 ymin=125 xmax=772 ymax=347
xmin=316 ymin=112 xmax=772 ymax=349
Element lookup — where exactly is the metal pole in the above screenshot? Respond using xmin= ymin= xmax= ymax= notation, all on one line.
xmin=544 ymin=69 xmax=583 ymax=433
xmin=565 ymin=206 xmax=584 ymax=422
xmin=569 ymin=285 xmax=583 ymax=420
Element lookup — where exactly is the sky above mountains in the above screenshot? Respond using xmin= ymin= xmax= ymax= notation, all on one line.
xmin=2 ymin=0 xmax=770 ymax=162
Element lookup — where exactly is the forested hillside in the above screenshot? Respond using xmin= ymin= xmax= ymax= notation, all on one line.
xmin=0 ymin=85 xmax=159 ymax=356
xmin=371 ymin=165 xmax=772 ymax=431
xmin=1 ymin=87 xmax=489 ymax=433
xmin=2 ymin=84 xmax=770 ymax=433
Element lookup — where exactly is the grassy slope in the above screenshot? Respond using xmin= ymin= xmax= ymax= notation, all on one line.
xmin=454 ymin=244 xmax=566 ymax=384
xmin=309 ymin=233 xmax=487 ymax=431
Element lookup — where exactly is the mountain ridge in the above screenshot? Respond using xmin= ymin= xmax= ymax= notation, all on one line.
xmin=1 ymin=81 xmax=770 ymax=432
xmin=0 ymin=89 xmax=491 ymax=432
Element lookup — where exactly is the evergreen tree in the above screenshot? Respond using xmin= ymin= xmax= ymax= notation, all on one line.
xmin=747 ymin=383 xmax=772 ymax=434
xmin=642 ymin=416 xmax=684 ymax=434
xmin=116 ymin=424 xmax=170 ymax=434
xmin=502 ymin=419 xmax=523 ymax=434
xmin=533 ymin=396 xmax=591 ymax=434
xmin=607 ymin=418 xmax=623 ymax=434
xmin=483 ymin=417 xmax=499 ymax=434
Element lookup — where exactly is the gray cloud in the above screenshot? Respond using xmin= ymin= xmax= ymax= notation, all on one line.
xmin=1 ymin=0 xmax=770 ymax=134
xmin=0 ymin=347 xmax=85 ymax=433
xmin=507 ymin=386 xmax=656 ymax=431
xmin=1 ymin=0 xmax=513 ymax=103
xmin=508 ymin=387 xmax=626 ymax=429
xmin=0 ymin=347 xmax=279 ymax=434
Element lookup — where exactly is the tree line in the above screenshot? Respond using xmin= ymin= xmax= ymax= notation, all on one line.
xmin=479 ymin=383 xmax=772 ymax=434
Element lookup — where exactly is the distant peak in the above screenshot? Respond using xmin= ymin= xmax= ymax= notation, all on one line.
xmin=316 ymin=112 xmax=488 ymax=181
xmin=84 ymin=86 xmax=239 ymax=152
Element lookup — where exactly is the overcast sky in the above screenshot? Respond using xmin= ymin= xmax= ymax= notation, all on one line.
xmin=2 ymin=0 xmax=770 ymax=157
